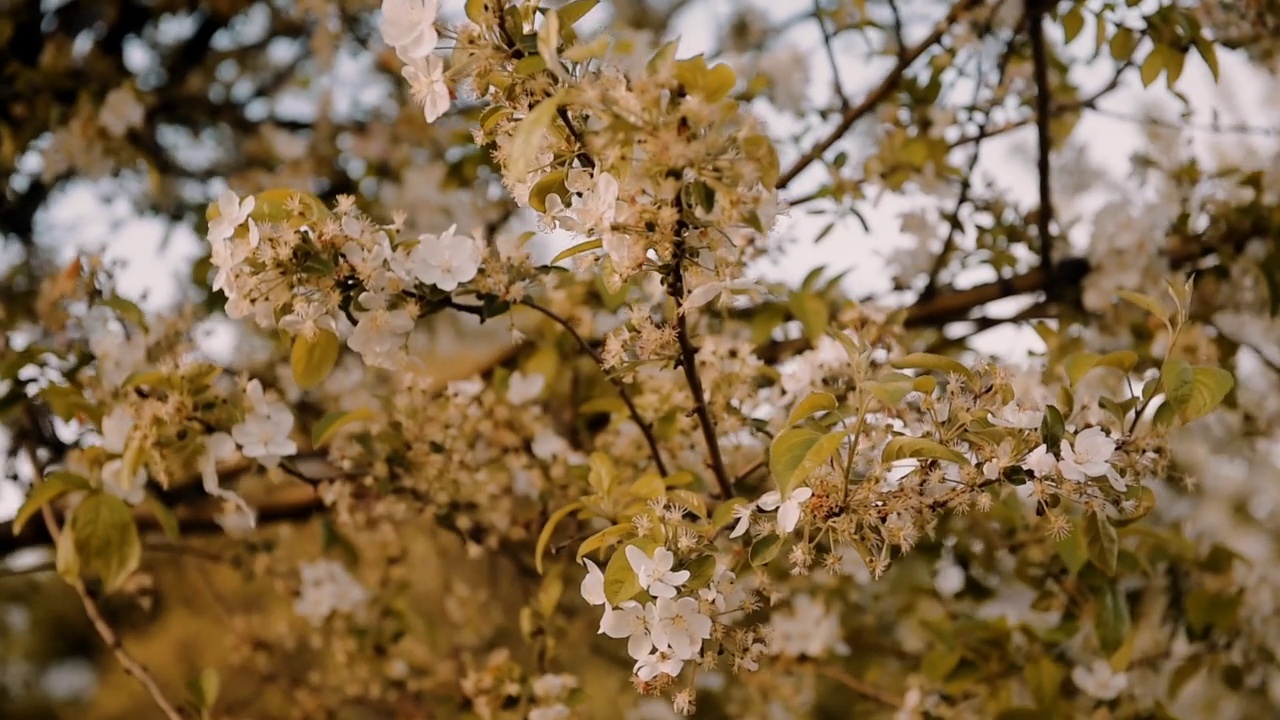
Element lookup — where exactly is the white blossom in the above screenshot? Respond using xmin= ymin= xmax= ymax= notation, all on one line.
xmin=600 ymin=601 xmax=654 ymax=660
xmin=933 ymin=560 xmax=966 ymax=597
xmin=1071 ymin=659 xmax=1128 ymax=701
xmin=989 ymin=402 xmax=1044 ymax=429
xmin=528 ymin=705 xmax=571 ymax=720
xmin=625 ymin=546 xmax=689 ymax=599
xmin=208 ymin=190 xmax=255 ymax=244
xmin=1059 ymin=427 xmax=1121 ymax=488
xmin=403 ymin=54 xmax=451 ymax=123
xmin=580 ymin=559 xmax=606 ymax=606
xmin=633 ymin=649 xmax=684 ymax=682
xmin=506 ymin=371 xmax=545 ymax=405
xmin=728 ymin=502 xmax=753 ymax=538
xmin=100 ymin=458 xmax=146 ymax=506
xmin=409 ymin=225 xmax=480 ymax=291
xmin=756 ymin=486 xmax=813 ymax=534
xmin=100 ymin=406 xmax=133 ymax=455
xmin=293 ymin=559 xmax=369 ymax=626
xmin=379 ymin=0 xmax=439 ymax=60
xmin=649 ymin=596 xmax=712 ymax=659
xmin=767 ymin=594 xmax=849 ymax=658
xmin=200 ymin=432 xmax=254 ymax=525
xmin=230 ymin=380 xmax=298 ymax=468
xmin=1022 ymin=444 xmax=1058 ymax=477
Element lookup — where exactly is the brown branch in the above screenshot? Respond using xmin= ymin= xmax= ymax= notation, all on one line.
xmin=777 ymin=0 xmax=981 ymax=189
xmin=1 ymin=481 xmax=324 ymax=558
xmin=815 ymin=665 xmax=902 ymax=708
xmin=22 ymin=442 xmax=186 ymax=720
xmin=1027 ymin=0 xmax=1056 ymax=275
xmin=518 ymin=299 xmax=670 ymax=476
xmin=668 ymin=256 xmax=733 ymax=499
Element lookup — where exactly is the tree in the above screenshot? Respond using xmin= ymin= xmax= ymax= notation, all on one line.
xmin=1 ymin=0 xmax=1278 ymax=717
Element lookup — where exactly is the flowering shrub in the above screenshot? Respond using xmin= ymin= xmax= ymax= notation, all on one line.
xmin=3 ymin=0 xmax=1280 ymax=718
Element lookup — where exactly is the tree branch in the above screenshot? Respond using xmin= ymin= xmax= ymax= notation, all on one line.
xmin=777 ymin=0 xmax=981 ymax=189
xmin=670 ymin=261 xmax=734 ymax=499
xmin=518 ymin=299 xmax=670 ymax=476
xmin=22 ymin=441 xmax=186 ymax=720
xmin=1028 ymin=0 xmax=1056 ymax=275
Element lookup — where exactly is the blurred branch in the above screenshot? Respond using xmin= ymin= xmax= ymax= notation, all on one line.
xmin=519 ymin=299 xmax=670 ymax=476
xmin=1027 ymin=0 xmax=1057 ymax=276
xmin=777 ymin=0 xmax=982 ymax=188
xmin=22 ymin=439 xmax=186 ymax=720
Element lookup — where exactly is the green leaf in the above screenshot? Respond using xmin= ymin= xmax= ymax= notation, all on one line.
xmin=711 ymin=497 xmax=748 ymax=530
xmin=1025 ymin=655 xmax=1064 ymax=711
xmin=576 ymin=523 xmax=633 ymax=563
xmin=891 ymin=352 xmax=974 ymax=382
xmin=881 ymin=437 xmax=969 ymax=466
xmin=1194 ymin=37 xmax=1219 ymax=81
xmin=1084 ymin=510 xmax=1119 ymax=576
xmin=1113 ymin=486 xmax=1157 ymax=527
xmin=1169 ymin=366 xmax=1233 ymax=422
xmin=667 ymin=489 xmax=707 ymax=519
xmin=683 ymin=555 xmax=717 ymax=591
xmin=528 ymin=169 xmax=568 ymax=213
xmin=1061 ymin=7 xmax=1084 ymax=43
xmin=556 ymin=0 xmax=598 ymax=29
xmin=509 ymin=92 xmax=564 ymax=179
xmin=628 ymin=472 xmax=666 ymax=500
xmin=769 ymin=428 xmax=821 ymax=490
xmin=1109 ymin=27 xmax=1138 ymax=61
xmin=785 ymin=392 xmax=838 ymax=426
xmin=311 ymin=408 xmax=377 ymax=448
xmin=603 ymin=541 xmax=649 ymax=604
xmin=1164 ymin=46 xmax=1186 ymax=87
xmin=1116 ymin=289 xmax=1169 ymax=324
xmin=749 ymin=535 xmax=782 ymax=566
xmin=1098 ymin=349 xmax=1140 ymax=374
xmin=1063 ymin=352 xmax=1100 ymax=386
xmin=13 ymin=472 xmax=91 ymax=535
xmin=1140 ymin=47 xmax=1165 ymax=87
xmin=784 ymin=431 xmax=845 ymax=494
xmin=1039 ymin=405 xmax=1066 ymax=452
xmin=69 ymin=492 xmax=142 ymax=593
xmin=1096 ymin=579 xmax=1131 ymax=655
xmin=535 ymin=500 xmax=584 ymax=575
xmin=290 ymin=330 xmax=341 ymax=390
xmin=921 ymin=646 xmax=962 ymax=681
xmin=788 ymin=292 xmax=829 ymax=343
xmin=1056 ymin=522 xmax=1089 ymax=575
xmin=578 ymin=396 xmax=626 ymax=416
xmin=189 ymin=667 xmax=221 ymax=717
xmin=588 ymin=452 xmax=617 ymax=495
xmin=548 ymin=239 xmax=602 ymax=265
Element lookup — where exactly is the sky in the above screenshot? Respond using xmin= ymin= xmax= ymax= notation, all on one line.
xmin=4 ymin=0 xmax=1277 ymax=523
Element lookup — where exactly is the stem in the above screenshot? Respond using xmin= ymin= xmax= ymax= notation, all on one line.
xmin=776 ymin=0 xmax=981 ymax=188
xmin=518 ymin=299 xmax=669 ymax=476
xmin=23 ymin=441 xmax=187 ymax=720
xmin=669 ymin=260 xmax=734 ymax=499
xmin=1028 ymin=0 xmax=1056 ymax=276
xmin=814 ymin=664 xmax=902 ymax=708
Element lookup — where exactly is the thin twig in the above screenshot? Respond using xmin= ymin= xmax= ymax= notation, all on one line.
xmin=921 ymin=27 xmax=1012 ymax=299
xmin=777 ymin=0 xmax=981 ymax=189
xmin=814 ymin=0 xmax=850 ymax=111
xmin=815 ymin=665 xmax=902 ymax=708
xmin=670 ymin=261 xmax=734 ymax=499
xmin=1027 ymin=0 xmax=1056 ymax=275
xmin=518 ymin=299 xmax=669 ymax=476
xmin=23 ymin=442 xmax=186 ymax=720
